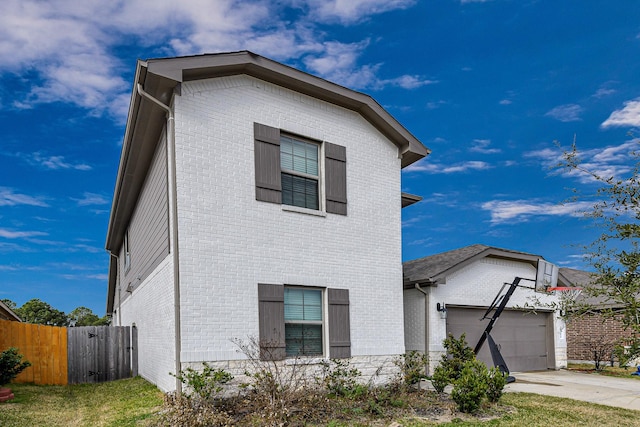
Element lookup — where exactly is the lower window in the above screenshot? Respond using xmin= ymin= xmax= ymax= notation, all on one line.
xmin=284 ymin=287 xmax=323 ymax=356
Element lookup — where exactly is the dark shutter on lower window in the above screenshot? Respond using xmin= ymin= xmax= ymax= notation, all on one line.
xmin=254 ymin=123 xmax=282 ymax=204
xmin=325 ymin=143 xmax=347 ymax=215
xmin=258 ymin=283 xmax=286 ymax=360
xmin=328 ymin=288 xmax=351 ymax=358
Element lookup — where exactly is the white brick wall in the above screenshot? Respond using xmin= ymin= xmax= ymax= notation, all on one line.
xmin=116 ymin=257 xmax=176 ymax=392
xmin=172 ymin=75 xmax=405 ymax=364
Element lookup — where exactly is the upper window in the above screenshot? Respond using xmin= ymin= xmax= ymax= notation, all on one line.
xmin=254 ymin=123 xmax=347 ymax=215
xmin=280 ymin=136 xmax=319 ymax=210
xmin=284 ymin=287 xmax=323 ymax=356
xmin=123 ymin=230 xmax=131 ymax=271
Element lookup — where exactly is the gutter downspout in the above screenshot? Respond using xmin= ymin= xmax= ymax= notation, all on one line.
xmin=414 ymin=283 xmax=430 ymax=375
xmin=136 ymin=83 xmax=183 ymax=395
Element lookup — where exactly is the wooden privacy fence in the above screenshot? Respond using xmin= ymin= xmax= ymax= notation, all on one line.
xmin=0 ymin=320 xmax=67 ymax=385
xmin=0 ymin=320 xmax=137 ymax=385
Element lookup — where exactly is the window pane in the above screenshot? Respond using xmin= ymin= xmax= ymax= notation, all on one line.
xmin=285 ymin=288 xmax=304 ymax=321
xmin=285 ymin=324 xmax=323 ymax=356
xmin=303 ymin=290 xmax=322 ymax=321
xmin=281 ymin=173 xmax=318 ymax=210
xmin=280 ymin=137 xmax=318 ymax=177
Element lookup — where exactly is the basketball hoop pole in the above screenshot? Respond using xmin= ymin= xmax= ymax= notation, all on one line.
xmin=474 ymin=276 xmax=535 ymax=383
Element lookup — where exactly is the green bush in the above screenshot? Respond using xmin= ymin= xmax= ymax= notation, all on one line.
xmin=171 ymin=362 xmax=232 ymax=400
xmin=318 ymin=359 xmax=366 ymax=398
xmin=451 ymin=359 xmax=488 ymax=413
xmin=441 ymin=333 xmax=476 ymax=381
xmin=486 ymin=366 xmax=507 ymax=402
xmin=0 ymin=347 xmax=31 ymax=387
xmin=430 ymin=364 xmax=451 ymax=393
xmin=429 ymin=333 xmax=476 ymax=392
xmin=393 ymin=351 xmax=429 ymax=390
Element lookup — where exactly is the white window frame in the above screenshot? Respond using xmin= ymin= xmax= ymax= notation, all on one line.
xmin=284 ymin=285 xmax=326 ymax=357
xmin=279 ymin=134 xmax=325 ymax=212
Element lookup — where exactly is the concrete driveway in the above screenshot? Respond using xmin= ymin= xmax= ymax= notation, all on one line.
xmin=505 ymin=369 xmax=640 ymax=411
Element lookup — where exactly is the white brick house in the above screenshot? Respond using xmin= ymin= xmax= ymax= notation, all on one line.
xmin=105 ymin=51 xmax=429 ymax=392
xmin=403 ymin=244 xmax=567 ymax=374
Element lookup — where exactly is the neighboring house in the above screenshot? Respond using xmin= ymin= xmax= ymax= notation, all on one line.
xmin=559 ymin=268 xmax=635 ymax=364
xmin=0 ymin=300 xmax=21 ymax=322
xmin=403 ymin=244 xmax=566 ymax=373
xmin=105 ymin=51 xmax=429 ymax=392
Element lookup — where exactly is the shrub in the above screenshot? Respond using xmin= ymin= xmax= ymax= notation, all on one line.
xmin=232 ymin=336 xmax=312 ymax=425
xmin=393 ymin=351 xmax=429 ymax=390
xmin=171 ymin=362 xmax=232 ymax=400
xmin=451 ymin=359 xmax=488 ymax=413
xmin=430 ymin=363 xmax=452 ymax=393
xmin=318 ymin=359 xmax=367 ymax=398
xmin=429 ymin=333 xmax=476 ymax=392
xmin=440 ymin=333 xmax=476 ymax=381
xmin=0 ymin=347 xmax=31 ymax=387
xmin=485 ymin=366 xmax=507 ymax=403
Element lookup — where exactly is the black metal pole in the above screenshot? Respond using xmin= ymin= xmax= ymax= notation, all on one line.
xmin=474 ymin=277 xmax=522 ymax=354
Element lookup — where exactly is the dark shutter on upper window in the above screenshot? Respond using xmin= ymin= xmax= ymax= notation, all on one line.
xmin=254 ymin=123 xmax=282 ymax=204
xmin=325 ymin=143 xmax=347 ymax=215
xmin=258 ymin=283 xmax=286 ymax=360
xmin=328 ymin=288 xmax=351 ymax=358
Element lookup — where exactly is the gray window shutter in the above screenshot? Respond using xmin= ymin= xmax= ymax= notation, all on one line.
xmin=254 ymin=123 xmax=282 ymax=204
xmin=325 ymin=143 xmax=347 ymax=215
xmin=328 ymin=288 xmax=351 ymax=358
xmin=258 ymin=283 xmax=286 ymax=360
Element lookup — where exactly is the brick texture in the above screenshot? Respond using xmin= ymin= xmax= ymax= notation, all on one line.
xmin=116 ymin=74 xmax=409 ymax=390
xmin=567 ymin=312 xmax=634 ymax=362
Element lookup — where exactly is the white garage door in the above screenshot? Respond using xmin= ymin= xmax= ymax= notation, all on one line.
xmin=446 ymin=307 xmax=550 ymax=372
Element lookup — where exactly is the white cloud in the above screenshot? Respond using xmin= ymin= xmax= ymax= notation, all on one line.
xmin=0 ymin=0 xmax=422 ymax=118
xmin=302 ymin=0 xmax=417 ymax=24
xmin=592 ymin=87 xmax=616 ymax=98
xmin=499 ymin=99 xmax=512 ymax=105
xmin=525 ymin=140 xmax=638 ymax=184
xmin=378 ymin=75 xmax=438 ymax=90
xmin=601 ymin=99 xmax=640 ymax=128
xmin=405 ymin=159 xmax=492 ymax=174
xmin=470 ymin=139 xmax=501 ymax=154
xmin=29 ymin=152 xmax=91 ymax=171
xmin=0 ymin=187 xmax=49 ymax=207
xmin=0 ymin=228 xmax=48 ymax=239
xmin=545 ymin=104 xmax=583 ymax=122
xmin=72 ymin=192 xmax=110 ymax=206
xmin=481 ymin=200 xmax=593 ymax=224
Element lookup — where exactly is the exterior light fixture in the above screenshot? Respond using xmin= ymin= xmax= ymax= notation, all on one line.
xmin=436 ymin=302 xmax=447 ymax=319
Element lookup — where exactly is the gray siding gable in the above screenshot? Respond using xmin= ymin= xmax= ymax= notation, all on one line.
xmin=120 ymin=134 xmax=170 ymax=300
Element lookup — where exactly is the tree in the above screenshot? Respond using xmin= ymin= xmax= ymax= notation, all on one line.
xmin=67 ymin=306 xmax=110 ymax=326
xmin=18 ymin=298 xmax=68 ymax=326
xmin=1 ymin=299 xmax=17 ymax=311
xmin=560 ymin=138 xmax=640 ymax=361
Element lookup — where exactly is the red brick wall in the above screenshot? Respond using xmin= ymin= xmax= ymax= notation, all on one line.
xmin=567 ymin=313 xmax=633 ymax=361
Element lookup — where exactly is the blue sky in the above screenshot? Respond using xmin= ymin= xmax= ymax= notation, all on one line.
xmin=1 ymin=0 xmax=639 ymax=316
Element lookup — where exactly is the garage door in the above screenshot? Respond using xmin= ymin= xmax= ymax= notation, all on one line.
xmin=446 ymin=307 xmax=550 ymax=372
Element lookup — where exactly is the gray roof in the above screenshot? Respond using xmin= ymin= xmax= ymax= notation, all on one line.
xmin=558 ymin=267 xmax=629 ymax=309
xmin=403 ymin=244 xmax=542 ymax=286
xmin=558 ymin=267 xmax=595 ymax=288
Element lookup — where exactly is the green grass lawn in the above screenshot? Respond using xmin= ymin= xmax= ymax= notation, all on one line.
xmin=1 ymin=375 xmax=639 ymax=427
xmin=0 ymin=377 xmax=163 ymax=427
